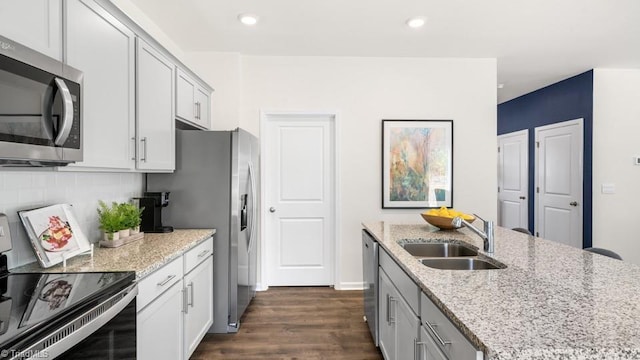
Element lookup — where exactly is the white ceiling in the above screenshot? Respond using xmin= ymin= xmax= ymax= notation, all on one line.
xmin=129 ymin=0 xmax=640 ymax=103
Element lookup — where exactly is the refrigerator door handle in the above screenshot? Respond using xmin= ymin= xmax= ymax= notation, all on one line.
xmin=240 ymin=194 xmax=248 ymax=231
xmin=248 ymin=161 xmax=257 ymax=252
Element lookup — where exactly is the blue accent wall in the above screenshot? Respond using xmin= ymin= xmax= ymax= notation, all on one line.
xmin=497 ymin=70 xmax=593 ymax=248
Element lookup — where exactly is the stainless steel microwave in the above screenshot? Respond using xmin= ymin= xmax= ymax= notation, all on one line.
xmin=0 ymin=34 xmax=82 ymax=166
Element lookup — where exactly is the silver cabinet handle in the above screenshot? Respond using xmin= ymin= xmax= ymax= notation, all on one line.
xmin=388 ymin=296 xmax=397 ymax=324
xmin=157 ymin=274 xmax=176 ymax=287
xmin=182 ymin=287 xmax=188 ymax=314
xmin=188 ymin=282 xmax=194 ymax=308
xmin=140 ymin=137 xmax=148 ymax=162
xmin=386 ymin=294 xmax=391 ymax=324
xmin=414 ymin=339 xmax=426 ymax=360
xmin=194 ymin=102 xmax=198 ymax=120
xmin=570 ymin=201 xmax=579 ymax=207
xmin=425 ymin=321 xmax=451 ymax=347
xmin=197 ymin=249 xmax=210 ymax=258
xmin=53 ymin=78 xmax=74 ymax=146
xmin=131 ymin=137 xmax=136 ymax=160
xmin=519 ymin=196 xmax=526 ymax=200
xmin=269 ymin=207 xmax=276 ymax=213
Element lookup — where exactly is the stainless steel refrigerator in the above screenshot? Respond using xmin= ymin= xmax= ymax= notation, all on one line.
xmin=147 ymin=128 xmax=259 ymax=333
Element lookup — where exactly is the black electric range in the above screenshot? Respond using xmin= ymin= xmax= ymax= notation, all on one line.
xmin=0 ymin=271 xmax=137 ymax=360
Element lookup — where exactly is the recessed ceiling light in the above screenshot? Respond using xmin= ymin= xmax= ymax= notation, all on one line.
xmin=406 ymin=16 xmax=426 ymax=29
xmin=238 ymin=13 xmax=259 ymax=26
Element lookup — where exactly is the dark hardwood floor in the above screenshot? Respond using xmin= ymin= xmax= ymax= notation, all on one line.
xmin=191 ymin=287 xmax=383 ymax=359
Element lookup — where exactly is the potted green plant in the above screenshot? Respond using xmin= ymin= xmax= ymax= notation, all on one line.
xmin=97 ymin=201 xmax=124 ymax=241
xmin=118 ymin=202 xmax=144 ymax=235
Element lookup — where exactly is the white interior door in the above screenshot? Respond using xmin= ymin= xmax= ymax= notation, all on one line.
xmin=535 ymin=119 xmax=583 ymax=248
xmin=498 ymin=130 xmax=529 ymax=229
xmin=264 ymin=113 xmax=336 ymax=286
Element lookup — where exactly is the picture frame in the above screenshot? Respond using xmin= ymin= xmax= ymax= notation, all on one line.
xmin=382 ymin=119 xmax=453 ymax=209
xmin=18 ymin=204 xmax=91 ymax=268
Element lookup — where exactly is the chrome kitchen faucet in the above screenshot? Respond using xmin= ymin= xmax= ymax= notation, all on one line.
xmin=452 ymin=214 xmax=495 ymax=253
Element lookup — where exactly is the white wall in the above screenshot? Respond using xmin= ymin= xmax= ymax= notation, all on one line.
xmin=592 ymin=69 xmax=640 ymax=263
xmin=237 ymin=56 xmax=497 ymax=288
xmin=1 ymin=171 xmax=144 ymax=269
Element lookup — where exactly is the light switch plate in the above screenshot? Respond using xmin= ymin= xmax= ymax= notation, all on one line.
xmin=601 ymin=183 xmax=616 ymax=194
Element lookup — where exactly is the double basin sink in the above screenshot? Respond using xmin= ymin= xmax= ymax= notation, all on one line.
xmin=402 ymin=242 xmax=506 ymax=270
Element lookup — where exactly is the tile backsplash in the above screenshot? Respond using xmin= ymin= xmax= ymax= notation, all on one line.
xmin=0 ymin=170 xmax=144 ymax=269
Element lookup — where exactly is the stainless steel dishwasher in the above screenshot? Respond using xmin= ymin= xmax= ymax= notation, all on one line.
xmin=362 ymin=229 xmax=379 ymax=346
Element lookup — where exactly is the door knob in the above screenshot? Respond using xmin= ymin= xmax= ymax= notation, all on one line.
xmin=269 ymin=207 xmax=276 ymax=213
xmin=569 ymin=201 xmax=578 ymax=207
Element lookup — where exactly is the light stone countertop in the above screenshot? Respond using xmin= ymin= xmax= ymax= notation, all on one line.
xmin=13 ymin=229 xmax=215 ymax=279
xmin=363 ymin=221 xmax=640 ymax=360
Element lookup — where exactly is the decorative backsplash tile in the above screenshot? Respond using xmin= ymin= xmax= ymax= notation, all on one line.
xmin=0 ymin=170 xmax=144 ymax=269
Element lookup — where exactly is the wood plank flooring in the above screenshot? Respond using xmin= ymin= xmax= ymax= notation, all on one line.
xmin=191 ymin=287 xmax=382 ymax=360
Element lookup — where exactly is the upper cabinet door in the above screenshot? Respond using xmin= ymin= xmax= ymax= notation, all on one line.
xmin=176 ymin=69 xmax=197 ymax=123
xmin=194 ymin=86 xmax=210 ymax=129
xmin=65 ymin=0 xmax=136 ymax=170
xmin=0 ymin=0 xmax=62 ymax=60
xmin=176 ymin=68 xmax=211 ymax=129
xmin=136 ymin=38 xmax=175 ymax=172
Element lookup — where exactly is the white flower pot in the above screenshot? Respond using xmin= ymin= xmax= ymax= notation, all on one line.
xmin=130 ymin=226 xmax=140 ymax=235
xmin=118 ymin=229 xmax=130 ymax=238
xmin=104 ymin=232 xmax=120 ymax=241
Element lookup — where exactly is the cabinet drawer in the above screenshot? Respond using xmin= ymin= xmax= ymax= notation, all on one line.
xmin=137 ymin=256 xmax=184 ymax=311
xmin=184 ymin=237 xmax=213 ymax=274
xmin=379 ymin=248 xmax=420 ymax=315
xmin=420 ymin=292 xmax=482 ymax=360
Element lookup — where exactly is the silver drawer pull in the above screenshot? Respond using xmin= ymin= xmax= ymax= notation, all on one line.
xmin=157 ymin=274 xmax=176 ymax=287
xmin=425 ymin=321 xmax=451 ymax=347
xmin=197 ymin=249 xmax=210 ymax=258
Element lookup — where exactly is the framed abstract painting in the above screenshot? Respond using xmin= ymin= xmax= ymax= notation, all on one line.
xmin=382 ymin=119 xmax=453 ymax=209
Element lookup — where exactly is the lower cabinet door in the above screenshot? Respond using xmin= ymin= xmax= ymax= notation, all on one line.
xmin=183 ymin=258 xmax=214 ymax=359
xmin=378 ymin=269 xmax=396 ymax=360
xmin=137 ymin=280 xmax=184 ymax=360
xmin=419 ymin=326 xmax=448 ymax=360
xmin=396 ymin=293 xmax=420 ymax=360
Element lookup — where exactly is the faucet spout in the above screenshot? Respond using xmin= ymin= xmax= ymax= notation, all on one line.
xmin=452 ymin=215 xmax=495 ymax=253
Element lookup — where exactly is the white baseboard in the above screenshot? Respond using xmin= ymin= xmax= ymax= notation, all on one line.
xmin=335 ymin=281 xmax=365 ymax=290
xmin=256 ymin=283 xmax=268 ymax=292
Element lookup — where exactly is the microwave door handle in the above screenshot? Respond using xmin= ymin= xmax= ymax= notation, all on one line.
xmin=53 ymin=78 xmax=74 ymax=146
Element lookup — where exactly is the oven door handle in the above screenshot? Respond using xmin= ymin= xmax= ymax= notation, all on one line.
xmin=53 ymin=78 xmax=74 ymax=146
xmin=17 ymin=283 xmax=138 ymax=360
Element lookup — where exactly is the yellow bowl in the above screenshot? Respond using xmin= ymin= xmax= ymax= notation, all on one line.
xmin=420 ymin=213 xmax=475 ymax=230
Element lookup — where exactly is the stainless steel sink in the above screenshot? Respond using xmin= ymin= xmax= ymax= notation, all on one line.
xmin=420 ymin=258 xmax=505 ymax=270
xmin=402 ymin=243 xmax=478 ymax=257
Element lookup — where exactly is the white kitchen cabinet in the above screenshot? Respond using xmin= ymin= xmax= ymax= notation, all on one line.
xmin=183 ymin=253 xmax=214 ymax=358
xmin=136 ymin=38 xmax=175 ymax=172
xmin=0 ymin=0 xmax=62 ymax=60
xmin=65 ymin=0 xmax=136 ymax=170
xmin=379 ymin=268 xmax=420 ymax=360
xmin=137 ymin=237 xmax=214 ymax=360
xmin=420 ymin=292 xmax=483 ymax=360
xmin=418 ymin=326 xmax=448 ymax=360
xmin=379 ymin=269 xmax=396 ymax=360
xmin=137 ymin=280 xmax=184 ymax=360
xmin=176 ymin=68 xmax=211 ymax=129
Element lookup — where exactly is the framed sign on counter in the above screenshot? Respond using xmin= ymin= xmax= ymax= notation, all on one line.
xmin=382 ymin=119 xmax=453 ymax=209
xmin=18 ymin=204 xmax=91 ymax=268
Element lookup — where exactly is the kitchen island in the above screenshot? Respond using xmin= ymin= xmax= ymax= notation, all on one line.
xmin=363 ymin=221 xmax=640 ymax=360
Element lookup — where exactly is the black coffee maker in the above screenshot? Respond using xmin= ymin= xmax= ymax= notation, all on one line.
xmin=137 ymin=192 xmax=174 ymax=233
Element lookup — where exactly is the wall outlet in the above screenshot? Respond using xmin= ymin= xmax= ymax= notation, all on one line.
xmin=601 ymin=183 xmax=616 ymax=194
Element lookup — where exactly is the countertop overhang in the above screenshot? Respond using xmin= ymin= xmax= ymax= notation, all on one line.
xmin=363 ymin=221 xmax=640 ymax=360
xmin=13 ymin=229 xmax=215 ymax=279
